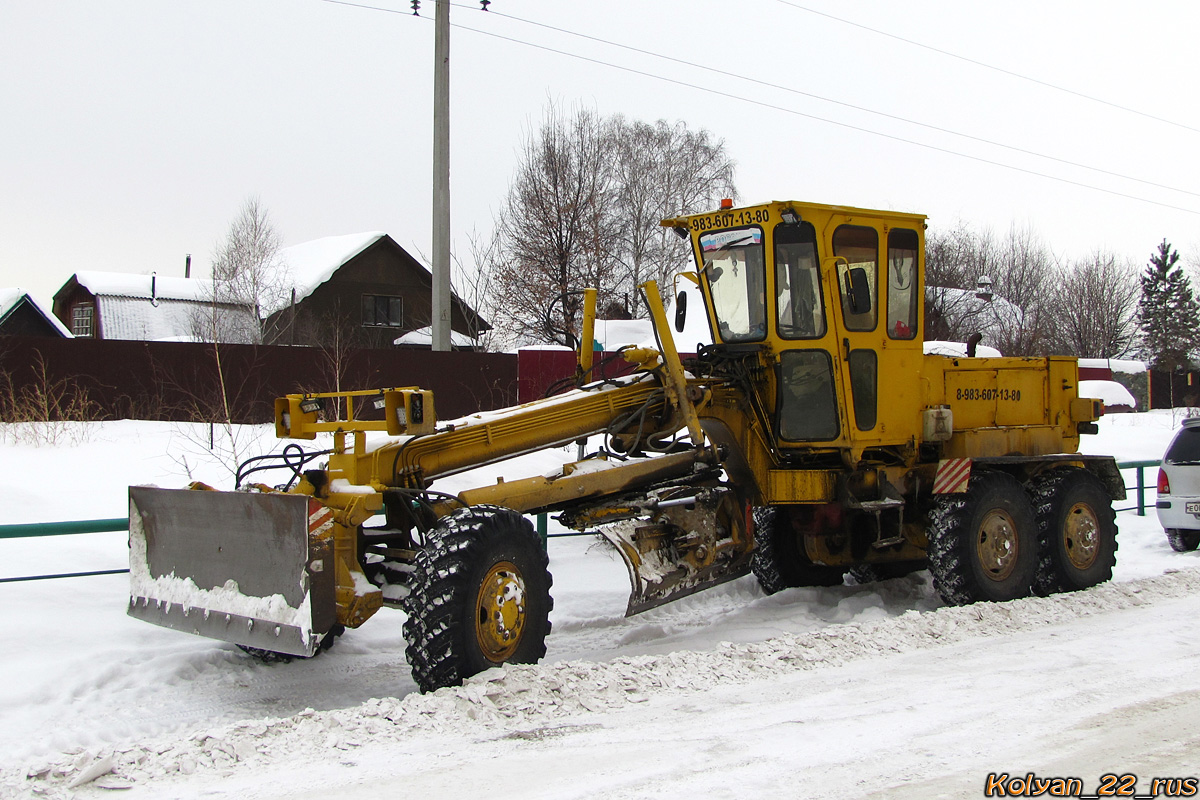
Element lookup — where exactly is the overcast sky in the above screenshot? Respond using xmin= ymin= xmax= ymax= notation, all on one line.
xmin=2 ymin=1 xmax=1198 ymax=307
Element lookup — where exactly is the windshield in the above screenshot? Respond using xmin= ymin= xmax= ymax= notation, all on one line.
xmin=699 ymin=227 xmax=766 ymax=342
xmin=775 ymin=222 xmax=824 ymax=339
xmin=1166 ymin=426 xmax=1200 ymax=465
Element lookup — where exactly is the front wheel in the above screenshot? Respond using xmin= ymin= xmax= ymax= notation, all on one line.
xmin=750 ymin=507 xmax=846 ymax=594
xmin=402 ymin=506 xmax=553 ymax=694
xmin=927 ymin=471 xmax=1037 ymax=605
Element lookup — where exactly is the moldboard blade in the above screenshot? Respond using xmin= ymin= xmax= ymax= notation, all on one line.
xmin=127 ymin=486 xmax=336 ymax=656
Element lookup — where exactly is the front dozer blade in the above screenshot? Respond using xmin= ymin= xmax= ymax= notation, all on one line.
xmin=128 ymin=487 xmax=337 ymax=657
xmin=593 ymin=487 xmax=755 ymax=616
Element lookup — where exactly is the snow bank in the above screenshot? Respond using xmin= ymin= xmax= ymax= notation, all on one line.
xmin=10 ymin=567 xmax=1200 ymax=798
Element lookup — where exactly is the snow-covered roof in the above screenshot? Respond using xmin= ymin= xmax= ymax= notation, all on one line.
xmin=98 ymin=296 xmax=257 ymax=342
xmin=586 ymin=285 xmax=711 ymax=353
xmin=56 ymin=271 xmax=257 ymax=342
xmin=0 ymin=287 xmax=73 ymax=336
xmin=926 ymin=285 xmax=1023 ymax=344
xmin=393 ymin=326 xmax=479 ymax=349
xmin=72 ymin=271 xmax=215 ymax=302
xmin=0 ymin=287 xmax=23 ymax=315
xmin=1079 ymin=379 xmax=1137 ymax=409
xmin=923 ymin=340 xmax=1004 ymax=358
xmin=1078 ymin=357 xmax=1147 ymax=375
xmin=268 ymin=232 xmax=389 ymax=316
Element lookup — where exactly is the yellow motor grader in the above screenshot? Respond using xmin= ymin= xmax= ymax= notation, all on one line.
xmin=129 ymin=199 xmax=1121 ymax=693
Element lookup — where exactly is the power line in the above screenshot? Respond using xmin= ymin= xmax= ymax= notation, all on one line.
xmin=443 ymin=17 xmax=1200 ymax=216
xmin=316 ymin=0 xmax=1200 ymax=216
xmin=775 ymin=0 xmax=1200 ymax=136
xmin=457 ymin=2 xmax=1200 ymax=201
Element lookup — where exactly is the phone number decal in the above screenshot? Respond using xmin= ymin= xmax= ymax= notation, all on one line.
xmin=956 ymin=387 xmax=1023 ymax=402
xmin=689 ymin=208 xmax=770 ymax=231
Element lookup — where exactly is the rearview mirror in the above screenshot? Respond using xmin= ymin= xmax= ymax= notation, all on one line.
xmin=846 ymin=267 xmax=872 ymax=314
xmin=674 ymin=291 xmax=688 ymax=332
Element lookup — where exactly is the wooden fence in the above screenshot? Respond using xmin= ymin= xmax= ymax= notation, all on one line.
xmin=0 ymin=336 xmax=518 ymax=423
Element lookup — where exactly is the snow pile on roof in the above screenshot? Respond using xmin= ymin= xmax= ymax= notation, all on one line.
xmin=593 ymin=318 xmax=654 ymax=350
xmin=269 ymin=232 xmax=387 ymax=316
xmin=0 ymin=287 xmax=72 ymax=336
xmin=73 ymin=271 xmax=214 ymax=303
xmin=580 ymin=284 xmax=713 ymax=352
xmin=926 ymin=285 xmax=1023 ymax=343
xmin=1078 ymin=357 xmax=1147 ymax=375
xmin=0 ymin=287 xmax=24 ymax=314
xmin=98 ymin=296 xmax=255 ymax=342
xmin=1080 ymin=379 xmax=1137 ymax=410
xmin=394 ymin=326 xmax=478 ymax=348
xmin=923 ymin=340 xmax=1004 ymax=358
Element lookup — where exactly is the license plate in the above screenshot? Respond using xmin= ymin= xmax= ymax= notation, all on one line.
xmin=1187 ymin=502 xmax=1200 ymax=514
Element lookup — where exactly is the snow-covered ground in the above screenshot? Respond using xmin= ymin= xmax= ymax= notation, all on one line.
xmin=2 ymin=410 xmax=1198 ymax=798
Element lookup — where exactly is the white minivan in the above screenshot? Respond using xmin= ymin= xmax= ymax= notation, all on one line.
xmin=1156 ymin=417 xmax=1200 ymax=551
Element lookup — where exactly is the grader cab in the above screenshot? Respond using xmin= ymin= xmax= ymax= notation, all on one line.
xmin=129 ymin=200 xmax=1120 ymax=693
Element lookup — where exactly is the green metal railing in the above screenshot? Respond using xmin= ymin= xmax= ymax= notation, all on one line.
xmin=0 ymin=462 xmax=1167 ymax=583
xmin=1116 ymin=459 xmax=1160 ymax=516
xmin=0 ymin=518 xmax=130 ymax=583
xmin=0 ymin=512 xmax=585 ymax=583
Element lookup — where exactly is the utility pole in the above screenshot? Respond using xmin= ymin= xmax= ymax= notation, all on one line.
xmin=431 ymin=0 xmax=451 ymax=351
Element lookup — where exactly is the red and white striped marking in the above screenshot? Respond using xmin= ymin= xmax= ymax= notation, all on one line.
xmin=308 ymin=499 xmax=334 ymax=536
xmin=933 ymin=458 xmax=972 ymax=494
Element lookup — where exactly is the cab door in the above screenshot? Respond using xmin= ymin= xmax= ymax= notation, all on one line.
xmin=826 ymin=220 xmax=882 ymax=454
xmin=824 ymin=217 xmax=924 ymax=457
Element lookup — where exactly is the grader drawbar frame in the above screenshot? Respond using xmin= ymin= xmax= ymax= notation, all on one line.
xmin=127 ymin=282 xmax=747 ymax=652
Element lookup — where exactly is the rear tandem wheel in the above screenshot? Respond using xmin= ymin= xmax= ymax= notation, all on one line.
xmin=1029 ymin=468 xmax=1117 ymax=595
xmin=927 ymin=471 xmax=1038 ymax=605
xmin=401 ymin=505 xmax=553 ymax=694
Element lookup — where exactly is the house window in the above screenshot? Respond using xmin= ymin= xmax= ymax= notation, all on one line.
xmin=362 ymin=294 xmax=404 ymax=328
xmin=72 ymin=303 xmax=94 ymax=337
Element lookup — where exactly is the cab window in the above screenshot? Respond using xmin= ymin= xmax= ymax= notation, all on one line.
xmin=778 ymin=350 xmax=839 ymax=441
xmin=774 ymin=222 xmax=825 ymax=339
xmin=699 ymin=227 xmax=766 ymax=342
xmin=848 ymin=349 xmax=877 ymax=430
xmin=833 ymin=225 xmax=878 ymax=332
xmin=887 ymin=229 xmax=919 ymax=340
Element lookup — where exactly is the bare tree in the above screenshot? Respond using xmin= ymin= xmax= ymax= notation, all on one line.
xmin=1048 ymin=251 xmax=1140 ymax=358
xmin=925 ymin=223 xmax=994 ymax=343
xmin=609 ymin=118 xmax=737 ymax=315
xmin=204 ymin=197 xmax=288 ymax=344
xmin=183 ymin=198 xmax=287 ymax=474
xmin=483 ymin=104 xmax=738 ymax=346
xmin=491 ymin=104 xmax=621 ymax=346
xmin=924 ymin=222 xmax=1055 ymax=355
xmin=988 ymin=224 xmax=1054 ymax=356
xmin=455 ymin=228 xmax=505 ymax=351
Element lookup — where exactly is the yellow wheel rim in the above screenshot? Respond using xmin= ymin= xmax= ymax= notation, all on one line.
xmin=976 ymin=509 xmax=1019 ymax=582
xmin=1064 ymin=502 xmax=1100 ymax=570
xmin=475 ymin=561 xmax=527 ymax=662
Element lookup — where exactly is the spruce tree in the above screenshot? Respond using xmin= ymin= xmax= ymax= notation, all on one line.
xmin=1138 ymin=239 xmax=1200 ymax=405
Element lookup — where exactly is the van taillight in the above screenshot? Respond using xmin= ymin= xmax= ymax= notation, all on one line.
xmin=1158 ymin=468 xmax=1171 ymax=494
